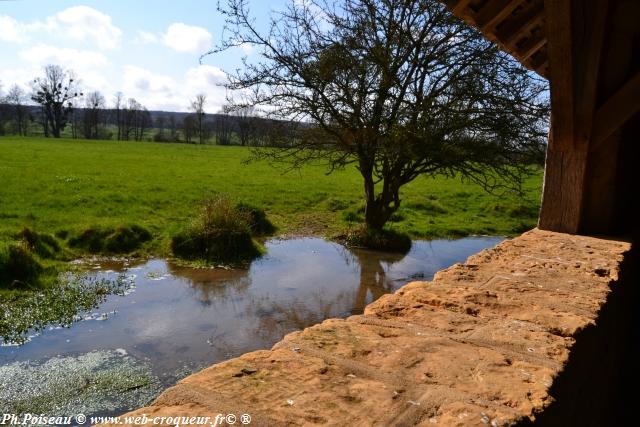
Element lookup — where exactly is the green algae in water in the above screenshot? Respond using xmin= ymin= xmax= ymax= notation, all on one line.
xmin=0 ymin=275 xmax=134 ymax=345
xmin=0 ymin=350 xmax=161 ymax=418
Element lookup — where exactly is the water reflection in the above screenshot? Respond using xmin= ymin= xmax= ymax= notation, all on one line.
xmin=347 ymin=247 xmax=405 ymax=314
xmin=167 ymin=264 xmax=251 ymax=306
xmin=243 ymin=247 xmax=406 ymax=344
xmin=245 ymin=289 xmax=354 ymax=344
xmin=0 ymin=236 xmax=503 ymax=386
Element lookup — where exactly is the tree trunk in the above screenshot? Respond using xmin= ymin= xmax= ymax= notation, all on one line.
xmin=365 ymin=199 xmax=391 ymax=231
xmin=361 ymin=168 xmax=399 ymax=232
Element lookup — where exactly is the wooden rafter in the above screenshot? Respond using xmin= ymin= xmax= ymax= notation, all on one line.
xmin=476 ymin=0 xmax=524 ymax=32
xmin=451 ymin=0 xmax=473 ymax=14
xmin=442 ymin=0 xmax=548 ymax=78
xmin=530 ymin=52 xmax=548 ymax=70
xmin=534 ymin=60 xmax=549 ymax=75
xmin=590 ymin=71 xmax=640 ymax=152
xmin=519 ymin=34 xmax=546 ymax=62
xmin=500 ymin=1 xmax=544 ymax=47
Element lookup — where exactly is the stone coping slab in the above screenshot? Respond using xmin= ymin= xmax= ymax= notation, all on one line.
xmin=97 ymin=229 xmax=630 ymax=426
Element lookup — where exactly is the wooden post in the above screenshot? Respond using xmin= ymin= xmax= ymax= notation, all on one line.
xmin=538 ymin=0 xmax=588 ymax=233
xmin=538 ymin=0 xmax=609 ymax=234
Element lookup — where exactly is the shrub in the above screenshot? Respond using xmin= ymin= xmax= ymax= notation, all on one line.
xmin=171 ymin=195 xmax=263 ymax=264
xmin=68 ymin=225 xmax=152 ymax=254
xmin=345 ymin=227 xmax=412 ymax=253
xmin=69 ymin=228 xmax=109 ymax=253
xmin=55 ymin=230 xmax=69 ymax=240
xmin=236 ymin=202 xmax=276 ymax=235
xmin=0 ymin=242 xmax=43 ymax=289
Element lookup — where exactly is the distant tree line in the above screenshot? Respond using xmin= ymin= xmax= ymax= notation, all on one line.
xmin=0 ymin=64 xmax=289 ymax=146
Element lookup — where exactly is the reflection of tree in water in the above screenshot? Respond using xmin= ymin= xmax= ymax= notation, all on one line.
xmin=340 ymin=246 xmax=406 ymax=314
xmin=245 ymin=290 xmax=354 ymax=346
xmin=166 ymin=263 xmax=251 ymax=306
xmin=246 ymin=245 xmax=408 ymax=346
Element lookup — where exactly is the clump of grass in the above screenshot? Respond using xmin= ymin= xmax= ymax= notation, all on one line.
xmin=0 ymin=242 xmax=43 ymax=290
xmin=171 ymin=195 xmax=263 ymax=264
xmin=236 ymin=202 xmax=276 ymax=235
xmin=16 ymin=227 xmax=62 ymax=259
xmin=68 ymin=225 xmax=152 ymax=254
xmin=345 ymin=227 xmax=412 ymax=253
xmin=104 ymin=225 xmax=152 ymax=253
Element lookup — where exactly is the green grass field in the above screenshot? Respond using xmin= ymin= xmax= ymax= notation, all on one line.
xmin=0 ymin=136 xmax=543 ymax=256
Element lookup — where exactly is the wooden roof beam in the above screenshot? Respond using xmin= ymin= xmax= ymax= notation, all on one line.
xmin=500 ymin=1 xmax=545 ymax=47
xmin=451 ymin=0 xmax=473 ymax=15
xmin=519 ymin=34 xmax=546 ymax=61
xmin=476 ymin=0 xmax=524 ymax=33
xmin=534 ymin=59 xmax=549 ymax=76
xmin=590 ymin=71 xmax=640 ymax=152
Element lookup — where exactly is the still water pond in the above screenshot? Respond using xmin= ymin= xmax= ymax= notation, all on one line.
xmin=0 ymin=237 xmax=502 ymax=417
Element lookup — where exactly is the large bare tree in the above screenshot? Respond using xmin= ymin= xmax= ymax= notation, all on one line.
xmin=121 ymin=98 xmax=151 ymax=141
xmin=230 ymin=105 xmax=257 ymax=146
xmin=5 ymin=85 xmax=29 ymax=136
xmin=212 ymin=0 xmax=549 ymax=233
xmin=190 ymin=94 xmax=207 ymax=144
xmin=113 ymin=92 xmax=125 ymax=141
xmin=31 ymin=65 xmax=83 ymax=138
xmin=83 ymin=91 xmax=106 ymax=139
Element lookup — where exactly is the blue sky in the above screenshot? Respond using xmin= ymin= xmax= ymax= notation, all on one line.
xmin=0 ymin=0 xmax=286 ymax=112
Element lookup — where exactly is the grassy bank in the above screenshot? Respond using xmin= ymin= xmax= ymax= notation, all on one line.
xmin=0 ymin=136 xmax=543 ymax=257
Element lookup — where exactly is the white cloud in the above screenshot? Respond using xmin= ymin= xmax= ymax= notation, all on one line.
xmin=0 ymin=7 xmax=121 ymax=50
xmin=238 ymin=43 xmax=254 ymax=55
xmin=120 ymin=64 xmax=228 ymax=112
xmin=49 ymin=6 xmax=122 ymax=50
xmin=0 ymin=15 xmax=28 ymax=43
xmin=185 ymin=65 xmax=227 ymax=88
xmin=20 ymin=44 xmax=109 ymax=69
xmin=18 ymin=44 xmax=111 ymax=93
xmin=134 ymin=30 xmax=159 ymax=45
xmin=163 ymin=23 xmax=212 ymax=54
xmin=123 ymin=65 xmax=175 ymax=93
xmin=0 ymin=66 xmax=43 ymax=92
